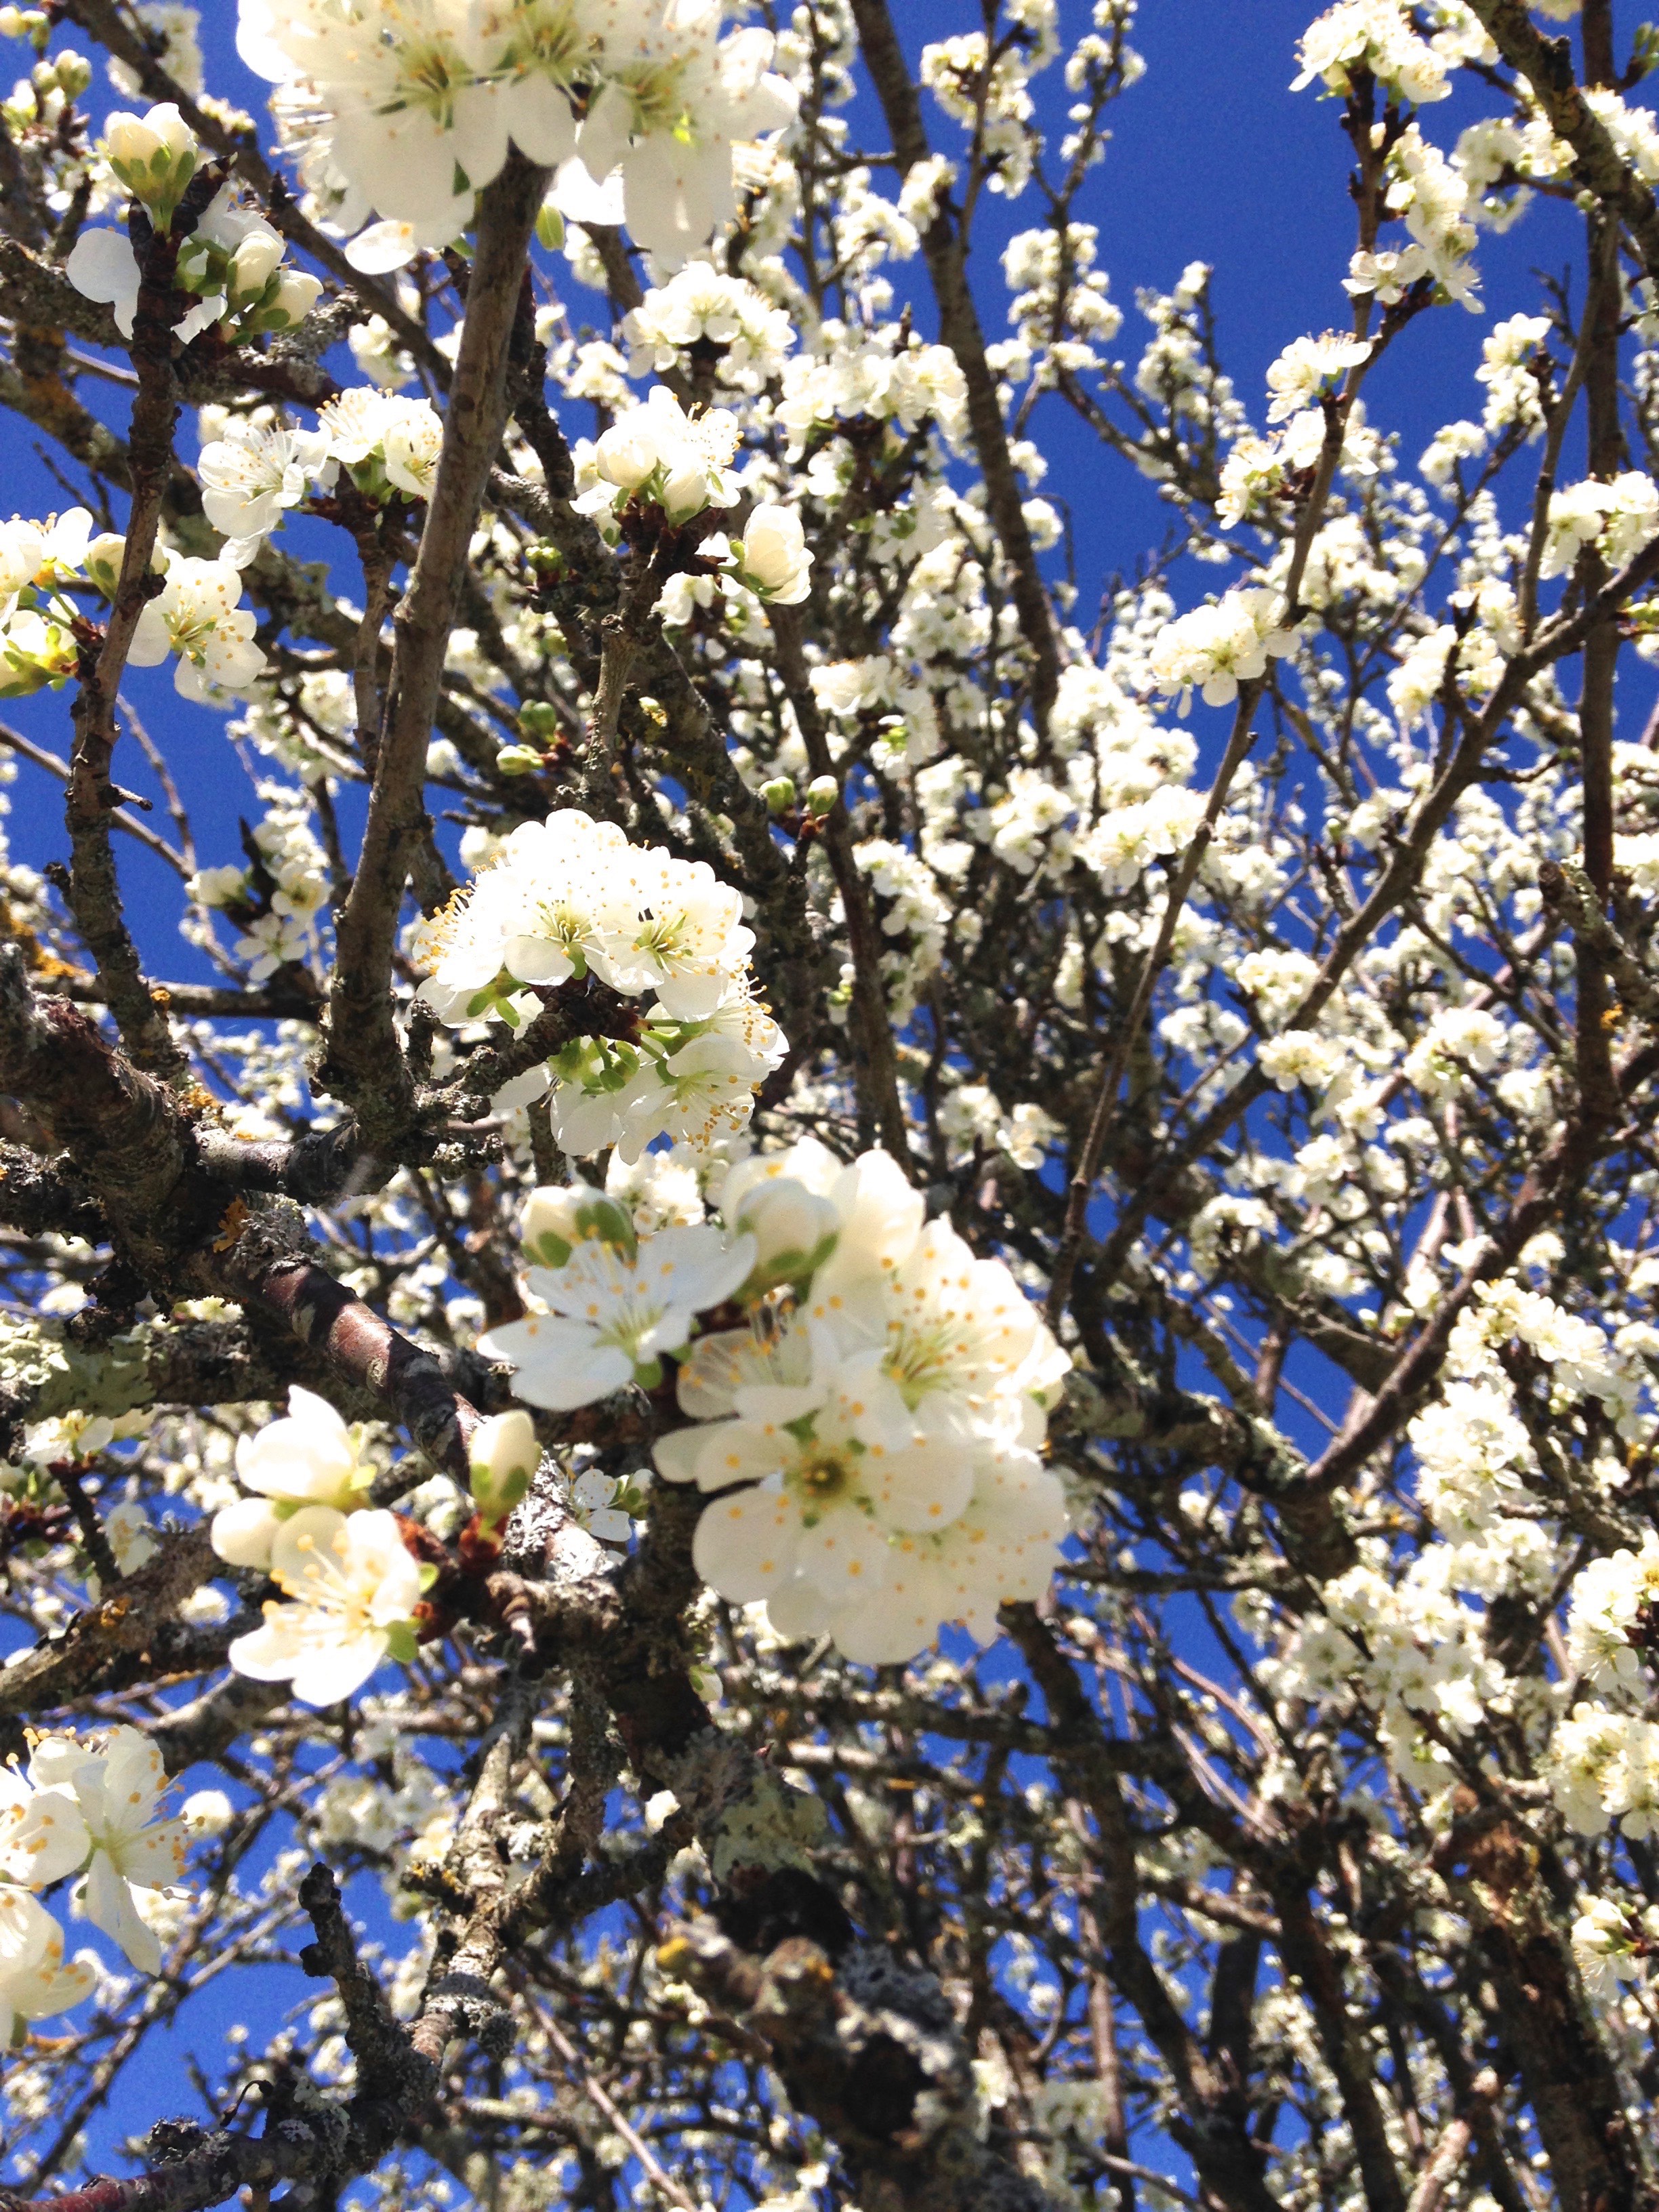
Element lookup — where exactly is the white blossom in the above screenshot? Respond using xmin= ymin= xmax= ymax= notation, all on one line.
xmin=230 ymin=1509 xmax=425 ymax=1707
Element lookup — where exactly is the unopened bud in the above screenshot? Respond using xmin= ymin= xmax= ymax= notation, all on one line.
xmin=469 ymin=1410 xmax=538 ymax=1532
xmin=85 ymin=532 xmax=126 ymax=596
xmin=103 ymin=102 xmax=197 ymax=224
xmin=733 ymin=1178 xmax=840 ymax=1292
xmin=228 ymin=229 xmax=283 ymax=302
xmin=595 ymin=417 xmax=660 ymax=493
xmin=253 ymin=268 xmax=322 ymax=330
xmin=495 ymin=743 xmax=544 ymax=777
xmin=760 ymin=776 xmax=796 ymax=813
xmin=804 ymin=775 xmax=840 ymax=817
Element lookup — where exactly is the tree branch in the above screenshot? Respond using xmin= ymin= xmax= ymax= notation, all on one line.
xmin=323 ymin=153 xmax=546 ymax=1147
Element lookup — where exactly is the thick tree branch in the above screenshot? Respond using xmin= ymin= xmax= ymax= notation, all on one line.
xmin=323 ymin=154 xmax=546 ymax=1147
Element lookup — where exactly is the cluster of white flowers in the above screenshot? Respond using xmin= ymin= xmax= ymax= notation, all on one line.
xmin=1148 ymin=587 xmax=1298 ymax=713
xmin=1080 ymin=782 xmax=1206 ymax=892
xmin=810 ymin=654 xmax=941 ymax=764
xmin=481 ymin=1141 xmax=1070 ymax=1663
xmin=411 ymin=808 xmax=786 ymax=1158
xmin=1000 ymin=223 xmax=1122 ymax=384
xmin=1531 ymin=1529 xmax=1659 ymax=1843
xmin=68 ymin=121 xmax=321 ymax=344
xmin=129 ymin=554 xmax=268 ymax=702
xmin=317 ymin=388 xmax=446 ymax=506
xmin=1585 ymin=85 xmax=1659 ymax=192
xmin=1566 ymin=1534 xmax=1659 ymax=1692
xmin=1263 ymin=330 xmax=1371 ymax=423
xmin=622 ymin=264 xmax=795 ymax=392
xmin=1267 ymin=1559 xmax=1507 ymax=1790
xmin=1547 ymin=1703 xmax=1659 ymax=1840
xmin=213 ymin=1387 xmax=428 ymax=1706
xmin=777 ymin=328 xmax=970 ymax=455
xmin=1477 ymin=312 xmax=1551 ymax=434
xmin=199 ymin=420 xmax=331 ymax=565
xmin=1454 ymin=107 xmax=1574 ymax=230
xmin=0 ymin=506 xmax=125 ymax=699
xmin=189 ymin=784 xmax=331 ymax=979
xmin=108 ymin=3 xmax=203 ymax=98
xmin=196 ymin=388 xmax=445 ymax=564
xmin=937 ymin=1084 xmax=1060 ymax=1172
xmin=575 ymin=385 xmax=741 ymax=527
xmin=1571 ymin=1896 xmax=1658 ymax=2003
xmin=1291 ymin=0 xmax=1454 ymax=107
xmin=1540 ymin=473 xmax=1659 ymax=579
xmin=855 ymin=838 xmax=953 ymax=1019
xmin=1345 ymin=123 xmax=1481 ymax=311
xmin=919 ymin=12 xmax=1058 ymax=201
xmin=478 ymin=1184 xmax=756 ymax=1408
xmin=0 ymin=1723 xmax=193 ymax=2036
xmin=236 ymin=0 xmax=798 ymax=268
xmin=348 ymin=312 xmax=417 ymax=391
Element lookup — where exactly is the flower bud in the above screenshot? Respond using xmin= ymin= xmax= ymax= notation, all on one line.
xmin=52 ymin=47 xmax=90 ymax=95
xmin=804 ymin=775 xmax=840 ymax=817
xmin=228 ymin=229 xmax=283 ymax=302
xmin=760 ymin=776 xmax=796 ymax=813
xmin=737 ymin=504 xmax=812 ymax=604
xmin=258 ymin=269 xmax=322 ymax=329
xmin=595 ymin=416 xmax=661 ymax=492
xmin=468 ymin=1410 xmax=538 ymax=1531
xmin=495 ymin=743 xmax=544 ymax=776
xmin=733 ymin=1177 xmax=839 ymax=1290
xmin=657 ymin=457 xmax=711 ymax=521
xmin=519 ymin=700 xmax=560 ymax=741
xmin=103 ymin=102 xmax=197 ymax=222
xmin=522 ymin=1183 xmax=634 ymax=1267
xmin=85 ymin=533 xmax=126 ymax=595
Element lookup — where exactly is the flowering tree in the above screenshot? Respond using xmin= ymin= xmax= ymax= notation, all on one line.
xmin=8 ymin=1 xmax=1659 ymax=2209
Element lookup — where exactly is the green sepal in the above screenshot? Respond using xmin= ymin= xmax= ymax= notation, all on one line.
xmin=470 ymin=1460 xmax=532 ymax=1531
xmin=384 ymin=1620 xmax=420 ymax=1664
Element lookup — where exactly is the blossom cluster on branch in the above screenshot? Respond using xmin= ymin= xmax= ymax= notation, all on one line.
xmin=411 ymin=808 xmax=787 ymax=1151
